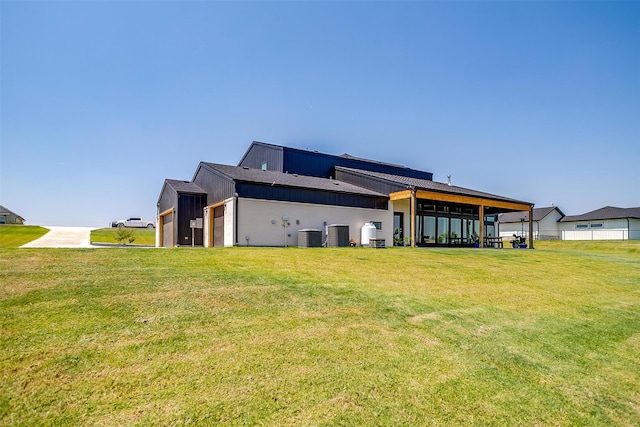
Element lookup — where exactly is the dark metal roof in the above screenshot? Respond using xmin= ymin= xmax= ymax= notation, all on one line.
xmin=201 ymin=163 xmax=386 ymax=197
xmin=164 ymin=179 xmax=206 ymax=194
xmin=337 ymin=153 xmax=405 ymax=169
xmin=335 ymin=166 xmax=532 ymax=206
xmin=239 ymin=140 xmax=429 ymax=176
xmin=498 ymin=206 xmax=565 ymax=223
xmin=559 ymin=206 xmax=640 ymax=222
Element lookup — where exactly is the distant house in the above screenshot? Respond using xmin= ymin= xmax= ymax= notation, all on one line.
xmin=157 ymin=141 xmax=534 ymax=248
xmin=498 ymin=206 xmax=565 ymax=240
xmin=559 ymin=206 xmax=640 ymax=241
xmin=0 ymin=205 xmax=25 ymax=225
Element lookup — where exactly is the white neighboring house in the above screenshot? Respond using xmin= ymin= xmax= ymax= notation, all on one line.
xmin=559 ymin=206 xmax=640 ymax=241
xmin=498 ymin=206 xmax=565 ymax=240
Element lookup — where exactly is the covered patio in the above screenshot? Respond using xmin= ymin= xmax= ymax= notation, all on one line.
xmin=390 ymin=188 xmax=534 ymax=249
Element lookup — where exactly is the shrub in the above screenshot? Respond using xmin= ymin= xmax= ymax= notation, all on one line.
xmin=114 ymin=228 xmax=135 ymax=245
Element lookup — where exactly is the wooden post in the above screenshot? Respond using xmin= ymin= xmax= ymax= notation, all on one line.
xmin=479 ymin=205 xmax=485 ymax=248
xmin=529 ymin=205 xmax=534 ymax=249
xmin=411 ymin=189 xmax=417 ymax=248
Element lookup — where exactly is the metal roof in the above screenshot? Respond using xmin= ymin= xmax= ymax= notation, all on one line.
xmin=559 ymin=206 xmax=640 ymax=222
xmin=335 ymin=166 xmax=532 ymax=206
xmin=498 ymin=206 xmax=565 ymax=223
xmin=241 ymin=140 xmax=413 ymax=170
xmin=201 ymin=163 xmax=387 ymax=197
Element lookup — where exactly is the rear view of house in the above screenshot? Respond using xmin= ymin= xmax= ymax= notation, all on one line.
xmin=157 ymin=141 xmax=535 ymax=248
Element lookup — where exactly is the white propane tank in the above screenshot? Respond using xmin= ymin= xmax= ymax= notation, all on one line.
xmin=361 ymin=222 xmax=377 ymax=246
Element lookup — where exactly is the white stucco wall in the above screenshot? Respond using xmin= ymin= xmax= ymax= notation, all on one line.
xmin=224 ymin=199 xmax=235 ymax=246
xmin=235 ymin=198 xmax=393 ymax=247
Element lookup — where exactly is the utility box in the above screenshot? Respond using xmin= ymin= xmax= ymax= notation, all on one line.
xmin=298 ymin=229 xmax=322 ymax=248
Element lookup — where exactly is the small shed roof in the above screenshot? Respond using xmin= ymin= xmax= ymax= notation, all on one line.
xmin=201 ymin=163 xmax=387 ymax=197
xmin=559 ymin=206 xmax=640 ymax=222
xmin=164 ymin=179 xmax=206 ymax=194
xmin=499 ymin=206 xmax=565 ymax=223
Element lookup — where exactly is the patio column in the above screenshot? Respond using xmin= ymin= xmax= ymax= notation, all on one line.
xmin=529 ymin=205 xmax=535 ymax=249
xmin=411 ymin=189 xmax=417 ymax=248
xmin=479 ymin=205 xmax=485 ymax=248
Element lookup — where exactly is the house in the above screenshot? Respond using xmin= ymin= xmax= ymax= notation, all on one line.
xmin=0 ymin=205 xmax=25 ymax=225
xmin=558 ymin=206 xmax=640 ymax=240
xmin=498 ymin=206 xmax=565 ymax=240
xmin=157 ymin=141 xmax=534 ymax=248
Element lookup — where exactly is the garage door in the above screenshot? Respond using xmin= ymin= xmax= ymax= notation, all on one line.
xmin=213 ymin=206 xmax=224 ymax=247
xmin=162 ymin=212 xmax=173 ymax=247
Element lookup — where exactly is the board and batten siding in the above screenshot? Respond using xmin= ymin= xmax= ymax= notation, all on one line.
xmin=237 ymin=144 xmax=284 ymax=171
xmin=192 ymin=164 xmax=236 ymax=203
xmin=560 ymin=218 xmax=636 ymax=240
xmin=236 ymin=198 xmax=393 ymax=247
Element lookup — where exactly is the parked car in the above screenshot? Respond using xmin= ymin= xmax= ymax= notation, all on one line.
xmin=111 ymin=217 xmax=155 ymax=228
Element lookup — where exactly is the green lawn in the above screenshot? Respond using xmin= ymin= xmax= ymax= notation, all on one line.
xmin=0 ymin=225 xmax=49 ymax=248
xmin=90 ymin=227 xmax=156 ymax=246
xmin=1 ymin=242 xmax=639 ymax=425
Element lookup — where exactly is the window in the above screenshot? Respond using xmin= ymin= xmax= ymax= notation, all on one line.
xmin=590 ymin=223 xmax=603 ymax=228
xmin=576 ymin=224 xmax=588 ymax=229
xmin=261 ymin=162 xmax=267 ymax=171
xmin=371 ymin=221 xmax=382 ymax=230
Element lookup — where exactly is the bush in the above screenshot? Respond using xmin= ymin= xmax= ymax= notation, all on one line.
xmin=114 ymin=228 xmax=135 ymax=245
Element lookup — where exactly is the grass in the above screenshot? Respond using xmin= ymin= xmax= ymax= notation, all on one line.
xmin=1 ymin=241 xmax=639 ymax=425
xmin=0 ymin=225 xmax=49 ymax=248
xmin=90 ymin=227 xmax=156 ymax=246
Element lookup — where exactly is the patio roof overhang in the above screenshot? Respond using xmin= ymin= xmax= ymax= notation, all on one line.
xmin=390 ymin=189 xmax=532 ymax=212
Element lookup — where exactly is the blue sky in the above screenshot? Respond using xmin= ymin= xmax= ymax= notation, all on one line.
xmin=1 ymin=1 xmax=638 ymax=227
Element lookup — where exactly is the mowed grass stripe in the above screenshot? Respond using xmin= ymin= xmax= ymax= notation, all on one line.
xmin=1 ymin=242 xmax=638 ymax=425
xmin=0 ymin=225 xmax=49 ymax=248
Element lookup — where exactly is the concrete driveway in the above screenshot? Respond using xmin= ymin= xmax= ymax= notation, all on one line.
xmin=21 ymin=226 xmax=97 ymax=248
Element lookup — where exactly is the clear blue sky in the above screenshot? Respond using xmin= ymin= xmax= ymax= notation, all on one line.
xmin=1 ymin=1 xmax=638 ymax=227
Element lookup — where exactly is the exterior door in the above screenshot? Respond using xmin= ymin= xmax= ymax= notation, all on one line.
xmin=213 ymin=206 xmax=224 ymax=247
xmin=393 ymin=212 xmax=404 ymax=246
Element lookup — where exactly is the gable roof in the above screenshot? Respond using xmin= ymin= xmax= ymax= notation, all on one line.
xmin=498 ymin=206 xmax=565 ymax=223
xmin=335 ymin=166 xmax=532 ymax=206
xmin=559 ymin=206 xmax=640 ymax=222
xmin=201 ymin=163 xmax=387 ymax=197
xmin=0 ymin=205 xmax=25 ymax=221
xmin=164 ymin=179 xmax=205 ymax=194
